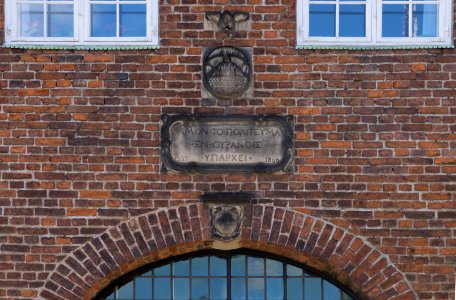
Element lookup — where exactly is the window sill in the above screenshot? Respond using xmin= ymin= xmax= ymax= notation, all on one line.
xmin=296 ymin=44 xmax=454 ymax=50
xmin=2 ymin=44 xmax=160 ymax=50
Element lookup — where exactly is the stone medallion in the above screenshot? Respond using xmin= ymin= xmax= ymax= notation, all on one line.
xmin=203 ymin=46 xmax=251 ymax=99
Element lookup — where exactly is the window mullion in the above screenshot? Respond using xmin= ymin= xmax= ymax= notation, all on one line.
xmin=116 ymin=0 xmax=120 ymax=37
xmin=43 ymin=0 xmax=48 ymax=37
xmin=408 ymin=0 xmax=413 ymax=37
xmin=335 ymin=0 xmax=340 ymax=37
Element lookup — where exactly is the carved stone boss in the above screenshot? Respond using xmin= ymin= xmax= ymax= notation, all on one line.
xmin=210 ymin=205 xmax=244 ymax=241
xmin=161 ymin=115 xmax=294 ymax=173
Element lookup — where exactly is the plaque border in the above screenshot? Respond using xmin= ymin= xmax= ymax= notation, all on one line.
xmin=161 ymin=114 xmax=294 ymax=173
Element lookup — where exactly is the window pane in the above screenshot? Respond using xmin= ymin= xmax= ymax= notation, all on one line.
xmin=247 ymin=257 xmax=264 ymax=276
xmin=231 ymin=278 xmax=246 ymax=300
xmin=174 ymin=278 xmax=189 ymax=300
xmin=287 ymin=278 xmax=303 ymax=300
xmin=231 ymin=255 xmax=245 ymax=276
xmin=267 ymin=278 xmax=283 ymax=300
xmin=382 ymin=4 xmax=409 ymax=37
xmin=248 ymin=278 xmax=265 ymax=300
xmin=120 ymin=4 xmax=146 ymax=37
xmin=20 ymin=4 xmax=44 ymax=37
xmin=305 ymin=277 xmax=322 ymax=300
xmin=191 ymin=278 xmax=209 ymax=300
xmin=266 ymin=259 xmax=283 ymax=276
xmin=340 ymin=5 xmax=365 ymax=37
xmin=210 ymin=278 xmax=227 ymax=300
xmin=210 ymin=256 xmax=227 ymax=276
xmin=135 ymin=277 xmax=152 ymax=299
xmin=287 ymin=264 xmax=303 ymax=276
xmin=48 ymin=4 xmax=73 ymax=37
xmin=412 ymin=4 xmax=437 ymax=37
xmin=341 ymin=291 xmax=354 ymax=300
xmin=192 ymin=256 xmax=208 ymax=276
xmin=117 ymin=282 xmax=133 ymax=299
xmin=154 ymin=278 xmax=171 ymax=300
xmin=91 ymin=4 xmax=116 ymax=37
xmin=323 ymin=280 xmax=340 ymax=300
xmin=309 ymin=4 xmax=336 ymax=37
xmin=174 ymin=259 xmax=189 ymax=276
xmin=154 ymin=264 xmax=170 ymax=276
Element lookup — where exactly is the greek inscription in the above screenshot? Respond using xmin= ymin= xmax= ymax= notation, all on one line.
xmin=162 ymin=115 xmax=293 ymax=173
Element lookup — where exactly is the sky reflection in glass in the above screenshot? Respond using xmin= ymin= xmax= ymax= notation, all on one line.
xmin=48 ymin=5 xmax=74 ymax=37
xmin=91 ymin=4 xmax=116 ymax=37
xmin=20 ymin=4 xmax=44 ymax=37
xmin=339 ymin=5 xmax=365 ymax=37
xmin=120 ymin=4 xmax=146 ymax=37
xmin=309 ymin=4 xmax=336 ymax=36
xmin=104 ymin=254 xmax=354 ymax=300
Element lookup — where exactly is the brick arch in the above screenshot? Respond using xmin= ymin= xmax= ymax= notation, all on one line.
xmin=39 ymin=204 xmax=417 ymax=300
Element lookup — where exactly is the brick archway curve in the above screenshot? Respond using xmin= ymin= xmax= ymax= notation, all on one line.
xmin=39 ymin=203 xmax=417 ymax=300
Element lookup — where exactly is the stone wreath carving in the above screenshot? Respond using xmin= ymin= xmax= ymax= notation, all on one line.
xmin=203 ymin=46 xmax=251 ymax=99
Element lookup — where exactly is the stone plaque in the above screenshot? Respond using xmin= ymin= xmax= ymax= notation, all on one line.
xmin=161 ymin=115 xmax=293 ymax=173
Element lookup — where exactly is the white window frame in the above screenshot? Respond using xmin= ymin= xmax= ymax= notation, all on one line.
xmin=4 ymin=0 xmax=159 ymax=47
xmin=296 ymin=0 xmax=453 ymax=48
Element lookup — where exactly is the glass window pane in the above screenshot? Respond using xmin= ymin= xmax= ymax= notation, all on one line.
xmin=174 ymin=259 xmax=189 ymax=276
xmin=231 ymin=278 xmax=246 ymax=300
xmin=120 ymin=4 xmax=146 ymax=37
xmin=309 ymin=4 xmax=336 ymax=37
xmin=248 ymin=278 xmax=265 ymax=300
xmin=210 ymin=256 xmax=227 ymax=276
xmin=231 ymin=255 xmax=246 ymax=276
xmin=287 ymin=264 xmax=303 ymax=277
xmin=412 ymin=4 xmax=437 ymax=37
xmin=47 ymin=4 xmax=73 ymax=37
xmin=117 ymin=282 xmax=133 ymax=299
xmin=266 ymin=259 xmax=283 ymax=276
xmin=287 ymin=278 xmax=303 ymax=300
xmin=135 ymin=277 xmax=152 ymax=299
xmin=382 ymin=4 xmax=409 ymax=37
xmin=20 ymin=4 xmax=44 ymax=37
xmin=323 ymin=280 xmax=340 ymax=300
xmin=192 ymin=256 xmax=208 ymax=276
xmin=91 ymin=4 xmax=116 ymax=37
xmin=210 ymin=278 xmax=227 ymax=300
xmin=342 ymin=291 xmax=354 ymax=300
xmin=106 ymin=291 xmax=115 ymax=300
xmin=305 ymin=277 xmax=322 ymax=300
xmin=191 ymin=278 xmax=209 ymax=300
xmin=247 ymin=257 xmax=264 ymax=276
xmin=154 ymin=264 xmax=170 ymax=276
xmin=154 ymin=278 xmax=171 ymax=300
xmin=174 ymin=278 xmax=190 ymax=300
xmin=340 ymin=5 xmax=365 ymax=37
xmin=267 ymin=278 xmax=283 ymax=300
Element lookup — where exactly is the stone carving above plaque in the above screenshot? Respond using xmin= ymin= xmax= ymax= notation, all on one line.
xmin=210 ymin=205 xmax=243 ymax=241
xmin=203 ymin=47 xmax=251 ymax=99
xmin=205 ymin=11 xmax=250 ymax=32
xmin=161 ymin=114 xmax=294 ymax=173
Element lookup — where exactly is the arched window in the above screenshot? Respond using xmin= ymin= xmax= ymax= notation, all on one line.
xmin=97 ymin=251 xmax=357 ymax=300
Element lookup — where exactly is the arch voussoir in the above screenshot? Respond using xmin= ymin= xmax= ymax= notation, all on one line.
xmin=39 ymin=203 xmax=418 ymax=300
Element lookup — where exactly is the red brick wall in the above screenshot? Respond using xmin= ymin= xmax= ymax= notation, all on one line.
xmin=0 ymin=0 xmax=455 ymax=299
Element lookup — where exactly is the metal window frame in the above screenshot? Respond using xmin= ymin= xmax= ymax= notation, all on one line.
xmin=95 ymin=249 xmax=360 ymax=300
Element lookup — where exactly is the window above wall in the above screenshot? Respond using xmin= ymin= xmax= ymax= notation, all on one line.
xmin=4 ymin=0 xmax=159 ymax=49
xmin=296 ymin=0 xmax=454 ymax=49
